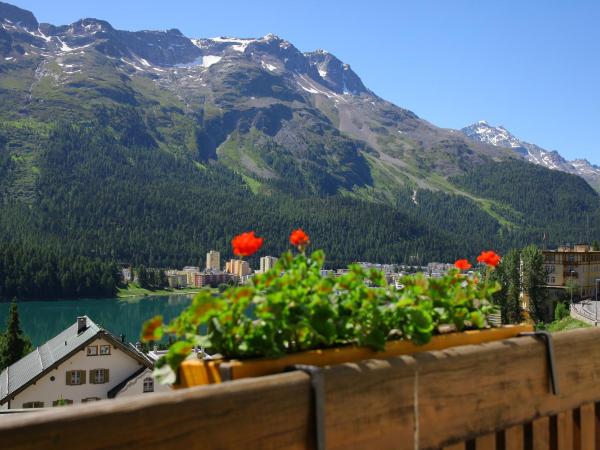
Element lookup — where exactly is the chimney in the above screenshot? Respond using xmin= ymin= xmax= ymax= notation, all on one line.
xmin=77 ymin=317 xmax=87 ymax=334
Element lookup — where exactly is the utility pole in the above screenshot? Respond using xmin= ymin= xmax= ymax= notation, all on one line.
xmin=571 ymin=270 xmax=575 ymax=304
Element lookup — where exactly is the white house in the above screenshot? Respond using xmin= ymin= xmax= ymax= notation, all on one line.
xmin=109 ymin=367 xmax=169 ymax=399
xmin=0 ymin=316 xmax=165 ymax=410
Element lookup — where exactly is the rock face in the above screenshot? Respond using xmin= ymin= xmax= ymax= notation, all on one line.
xmin=462 ymin=121 xmax=600 ymax=192
xmin=0 ymin=1 xmax=37 ymax=30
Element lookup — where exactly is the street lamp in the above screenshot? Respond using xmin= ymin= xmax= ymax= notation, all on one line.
xmin=570 ymin=270 xmax=575 ymax=304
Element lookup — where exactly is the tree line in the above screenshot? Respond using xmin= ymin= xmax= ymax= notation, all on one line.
xmin=0 ymin=242 xmax=121 ymax=300
xmin=137 ymin=265 xmax=168 ymax=290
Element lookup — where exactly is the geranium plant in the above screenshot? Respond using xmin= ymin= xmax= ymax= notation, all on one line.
xmin=142 ymin=230 xmax=501 ymax=380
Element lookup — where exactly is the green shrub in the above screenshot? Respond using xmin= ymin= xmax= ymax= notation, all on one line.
xmin=554 ymin=301 xmax=570 ymax=321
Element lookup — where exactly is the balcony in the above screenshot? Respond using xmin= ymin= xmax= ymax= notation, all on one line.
xmin=1 ymin=328 xmax=599 ymax=449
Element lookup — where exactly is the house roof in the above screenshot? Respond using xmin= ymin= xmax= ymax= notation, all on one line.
xmin=0 ymin=316 xmax=152 ymax=404
xmin=107 ymin=366 xmax=149 ymax=398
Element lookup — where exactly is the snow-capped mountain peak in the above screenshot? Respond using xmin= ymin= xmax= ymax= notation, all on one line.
xmin=462 ymin=121 xmax=522 ymax=148
xmin=461 ymin=121 xmax=600 ymax=192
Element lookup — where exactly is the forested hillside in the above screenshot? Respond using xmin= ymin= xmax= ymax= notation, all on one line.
xmin=0 ymin=1 xmax=599 ymax=289
xmin=1 ymin=120 xmax=598 ymax=273
xmin=0 ymin=122 xmax=500 ymax=268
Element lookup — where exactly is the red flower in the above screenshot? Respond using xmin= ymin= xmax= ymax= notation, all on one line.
xmin=477 ymin=250 xmax=501 ymax=267
xmin=454 ymin=259 xmax=472 ymax=271
xmin=290 ymin=228 xmax=310 ymax=248
xmin=232 ymin=231 xmax=264 ymax=257
xmin=141 ymin=316 xmax=163 ymax=342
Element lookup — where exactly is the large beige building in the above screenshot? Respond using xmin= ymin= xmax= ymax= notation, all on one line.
xmin=165 ymin=271 xmax=187 ymax=288
xmin=543 ymin=244 xmax=600 ymax=300
xmin=182 ymin=266 xmax=201 ymax=286
xmin=259 ymin=256 xmax=278 ymax=273
xmin=225 ymin=259 xmax=251 ymax=277
xmin=206 ymin=250 xmax=220 ymax=271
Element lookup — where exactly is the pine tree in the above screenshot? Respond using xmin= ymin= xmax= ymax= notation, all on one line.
xmin=493 ymin=249 xmax=522 ymax=324
xmin=137 ymin=265 xmax=150 ymax=289
xmin=504 ymin=249 xmax=523 ymax=324
xmin=521 ymin=245 xmax=548 ymax=323
xmin=0 ymin=300 xmax=33 ymax=370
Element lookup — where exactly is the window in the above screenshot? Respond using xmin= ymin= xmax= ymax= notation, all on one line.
xmin=22 ymin=401 xmax=44 ymax=408
xmin=52 ymin=399 xmax=73 ymax=407
xmin=90 ymin=369 xmax=109 ymax=384
xmin=99 ymin=345 xmax=111 ymax=355
xmin=143 ymin=377 xmax=154 ymax=393
xmin=82 ymin=397 xmax=101 ymax=403
xmin=66 ymin=370 xmax=86 ymax=385
xmin=86 ymin=345 xmax=98 ymax=356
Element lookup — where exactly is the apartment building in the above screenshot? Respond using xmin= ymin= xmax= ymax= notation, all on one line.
xmin=182 ymin=266 xmax=201 ymax=286
xmin=194 ymin=271 xmax=234 ymax=288
xmin=259 ymin=256 xmax=278 ymax=273
xmin=206 ymin=251 xmax=221 ymax=272
xmin=165 ymin=271 xmax=188 ymax=288
xmin=543 ymin=244 xmax=600 ymax=300
xmin=225 ymin=259 xmax=251 ymax=277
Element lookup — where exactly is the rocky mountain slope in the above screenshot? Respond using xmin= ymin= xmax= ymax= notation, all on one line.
xmin=0 ymin=1 xmax=599 ymax=265
xmin=462 ymin=121 xmax=600 ymax=192
xmin=0 ymin=1 xmax=513 ymax=197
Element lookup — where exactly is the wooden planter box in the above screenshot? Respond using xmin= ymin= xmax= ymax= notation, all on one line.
xmin=177 ymin=324 xmax=532 ymax=387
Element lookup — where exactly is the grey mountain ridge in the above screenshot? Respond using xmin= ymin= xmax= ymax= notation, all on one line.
xmin=0 ymin=0 xmax=595 ymax=204
xmin=0 ymin=0 xmax=515 ymax=198
xmin=461 ymin=121 xmax=600 ymax=192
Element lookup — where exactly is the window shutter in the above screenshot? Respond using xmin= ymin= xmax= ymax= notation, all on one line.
xmin=80 ymin=370 xmax=86 ymax=385
xmin=89 ymin=370 xmax=95 ymax=384
xmin=104 ymin=369 xmax=109 ymax=383
xmin=66 ymin=371 xmax=72 ymax=385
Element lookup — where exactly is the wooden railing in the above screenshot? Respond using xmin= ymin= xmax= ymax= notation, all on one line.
xmin=2 ymin=328 xmax=600 ymax=449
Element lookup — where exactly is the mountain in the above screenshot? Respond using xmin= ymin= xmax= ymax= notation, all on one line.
xmin=462 ymin=121 xmax=600 ymax=192
xmin=0 ymin=1 xmax=599 ymax=269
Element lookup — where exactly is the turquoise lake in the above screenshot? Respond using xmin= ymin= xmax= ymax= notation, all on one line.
xmin=0 ymin=294 xmax=194 ymax=347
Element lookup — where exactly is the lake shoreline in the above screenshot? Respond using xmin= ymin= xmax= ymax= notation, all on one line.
xmin=117 ymin=285 xmax=205 ymax=299
xmin=0 ymin=289 xmax=201 ymax=303
xmin=0 ymin=293 xmax=197 ymax=347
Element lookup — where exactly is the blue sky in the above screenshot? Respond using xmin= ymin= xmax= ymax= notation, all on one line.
xmin=12 ymin=0 xmax=600 ymax=164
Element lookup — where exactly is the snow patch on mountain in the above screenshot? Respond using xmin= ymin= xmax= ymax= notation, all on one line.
xmin=208 ymin=36 xmax=255 ymax=52
xmin=200 ymin=55 xmax=222 ymax=67
xmin=261 ymin=60 xmax=277 ymax=72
